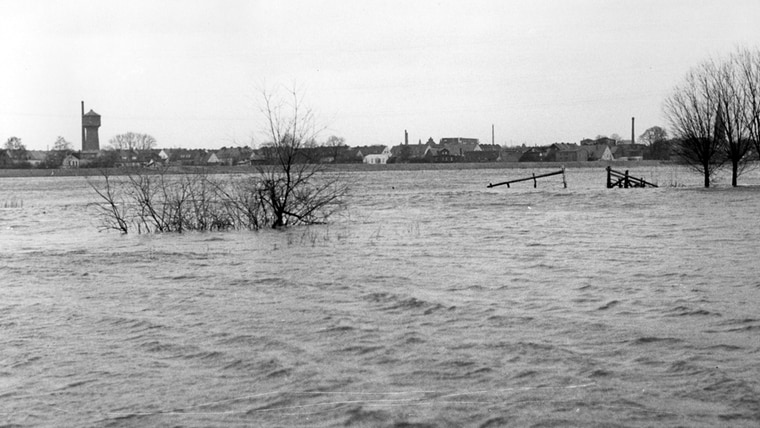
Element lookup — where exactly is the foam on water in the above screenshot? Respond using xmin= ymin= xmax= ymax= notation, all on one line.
xmin=2 ymin=166 xmax=760 ymax=427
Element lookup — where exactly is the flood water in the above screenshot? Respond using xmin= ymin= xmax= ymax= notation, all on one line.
xmin=1 ymin=165 xmax=760 ymax=427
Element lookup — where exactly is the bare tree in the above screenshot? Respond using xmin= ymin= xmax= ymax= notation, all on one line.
xmin=4 ymin=136 xmax=25 ymax=151
xmin=108 ymin=132 xmax=157 ymax=151
xmin=664 ymin=61 xmax=727 ymax=188
xmin=323 ymin=135 xmax=346 ymax=163
xmin=638 ymin=126 xmax=668 ymax=146
xmin=735 ymin=47 xmax=760 ymax=160
xmin=256 ymin=85 xmax=348 ymax=228
xmin=88 ymin=170 xmax=130 ymax=234
xmin=52 ymin=136 xmax=73 ymax=151
xmin=714 ymin=54 xmax=754 ymax=187
xmin=88 ymin=167 xmax=237 ymax=234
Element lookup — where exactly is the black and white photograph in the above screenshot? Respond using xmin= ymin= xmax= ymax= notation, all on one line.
xmin=2 ymin=1 xmax=760 ymax=426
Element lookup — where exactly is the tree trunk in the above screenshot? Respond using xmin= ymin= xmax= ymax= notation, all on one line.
xmin=732 ymin=160 xmax=739 ymax=187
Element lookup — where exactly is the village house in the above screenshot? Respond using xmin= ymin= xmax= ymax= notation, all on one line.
xmin=545 ymin=143 xmax=588 ymax=162
xmin=465 ymin=144 xmax=501 ymax=162
xmin=168 ymin=149 xmax=208 ymax=166
xmin=62 ymin=153 xmax=81 ymax=168
xmin=496 ymin=147 xmax=525 ymax=162
xmin=587 ymin=144 xmax=614 ymax=161
xmin=337 ymin=147 xmax=364 ymax=163
xmin=204 ymin=151 xmax=221 ymax=165
xmin=217 ymin=147 xmax=242 ymax=166
xmin=0 ymin=150 xmax=14 ymax=167
xmin=1 ymin=149 xmax=33 ymax=167
xmin=112 ymin=149 xmax=162 ymax=167
xmin=214 ymin=147 xmax=252 ymax=166
xmin=357 ymin=145 xmax=391 ymax=164
xmin=427 ymin=142 xmax=476 ymax=158
xmin=298 ymin=146 xmax=346 ymax=163
xmin=557 ymin=148 xmax=588 ymax=162
xmin=26 ymin=151 xmax=48 ymax=167
xmin=439 ymin=137 xmax=479 ymax=145
xmin=390 ymin=143 xmax=429 ymax=162
xmin=427 ymin=146 xmax=459 ymax=163
xmin=423 ymin=138 xmax=481 ymax=162
xmin=158 ymin=149 xmax=172 ymax=162
xmin=518 ymin=147 xmax=548 ymax=162
xmin=115 ymin=149 xmax=140 ymax=167
xmin=613 ymin=143 xmax=646 ymax=161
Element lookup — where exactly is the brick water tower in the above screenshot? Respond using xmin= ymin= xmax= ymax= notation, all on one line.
xmin=81 ymin=101 xmax=101 ymax=152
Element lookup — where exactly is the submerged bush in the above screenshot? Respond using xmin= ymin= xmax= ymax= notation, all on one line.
xmin=87 ymin=167 xmax=347 ymax=234
xmin=2 ymin=197 xmax=23 ymax=208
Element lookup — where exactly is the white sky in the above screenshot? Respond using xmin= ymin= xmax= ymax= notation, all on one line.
xmin=2 ymin=0 xmax=759 ymax=150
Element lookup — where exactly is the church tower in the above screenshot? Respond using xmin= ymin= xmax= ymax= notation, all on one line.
xmin=81 ymin=101 xmax=101 ymax=152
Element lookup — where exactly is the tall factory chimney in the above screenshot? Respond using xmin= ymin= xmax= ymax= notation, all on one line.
xmin=81 ymin=101 xmax=85 ymax=150
xmin=404 ymin=129 xmax=408 ymax=145
xmin=631 ymin=117 xmax=635 ymax=144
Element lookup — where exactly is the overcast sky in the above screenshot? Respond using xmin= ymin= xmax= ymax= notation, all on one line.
xmin=2 ymin=0 xmax=759 ymax=150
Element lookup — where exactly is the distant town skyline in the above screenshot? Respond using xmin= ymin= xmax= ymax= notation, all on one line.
xmin=2 ymin=0 xmax=759 ymax=151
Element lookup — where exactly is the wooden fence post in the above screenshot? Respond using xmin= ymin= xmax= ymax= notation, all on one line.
xmin=606 ymin=166 xmax=611 ymax=188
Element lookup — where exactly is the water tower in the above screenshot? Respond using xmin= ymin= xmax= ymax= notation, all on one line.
xmin=81 ymin=101 xmax=101 ymax=152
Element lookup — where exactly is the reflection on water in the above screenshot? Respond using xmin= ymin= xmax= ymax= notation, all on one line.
xmin=1 ymin=166 xmax=760 ymax=427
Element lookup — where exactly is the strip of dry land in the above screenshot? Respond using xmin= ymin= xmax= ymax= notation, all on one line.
xmin=0 ymin=160 xmax=666 ymax=178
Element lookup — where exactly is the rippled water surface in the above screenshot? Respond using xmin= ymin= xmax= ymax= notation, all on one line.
xmin=2 ymin=165 xmax=760 ymax=427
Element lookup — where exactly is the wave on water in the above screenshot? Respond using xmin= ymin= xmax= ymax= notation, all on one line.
xmin=4 ymin=168 xmax=760 ymax=426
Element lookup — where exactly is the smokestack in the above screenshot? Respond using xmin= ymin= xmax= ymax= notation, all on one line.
xmin=492 ymin=124 xmax=495 ymax=145
xmin=81 ymin=101 xmax=85 ymax=150
xmin=631 ymin=117 xmax=635 ymax=144
xmin=405 ymin=129 xmax=408 ymax=145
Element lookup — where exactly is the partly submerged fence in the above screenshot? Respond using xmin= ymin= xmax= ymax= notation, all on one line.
xmin=606 ymin=166 xmax=657 ymax=188
xmin=487 ymin=167 xmax=567 ymax=189
xmin=487 ymin=166 xmax=659 ymax=189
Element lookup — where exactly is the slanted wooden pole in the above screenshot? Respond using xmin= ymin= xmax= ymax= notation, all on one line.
xmin=488 ymin=169 xmax=566 ymax=188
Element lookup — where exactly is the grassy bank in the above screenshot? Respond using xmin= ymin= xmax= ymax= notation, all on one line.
xmin=0 ymin=160 xmax=667 ymax=178
xmin=322 ymin=160 xmax=665 ymax=172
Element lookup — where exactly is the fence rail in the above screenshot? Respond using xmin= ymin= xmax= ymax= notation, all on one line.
xmin=488 ymin=167 xmax=566 ymax=189
xmin=606 ymin=166 xmax=657 ymax=188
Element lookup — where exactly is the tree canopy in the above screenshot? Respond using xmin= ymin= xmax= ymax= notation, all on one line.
xmin=108 ymin=132 xmax=157 ymax=151
xmin=638 ymin=126 xmax=668 ymax=146
xmin=4 ymin=136 xmax=25 ymax=151
xmin=52 ymin=136 xmax=73 ymax=151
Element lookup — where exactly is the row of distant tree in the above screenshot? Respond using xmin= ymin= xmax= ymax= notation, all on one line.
xmin=3 ymin=132 xmax=157 ymax=153
xmin=1 ymin=133 xmax=159 ymax=168
xmin=664 ymin=47 xmax=760 ymax=187
xmin=0 ymin=128 xmax=682 ymax=168
xmin=2 ymin=136 xmax=75 ymax=168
